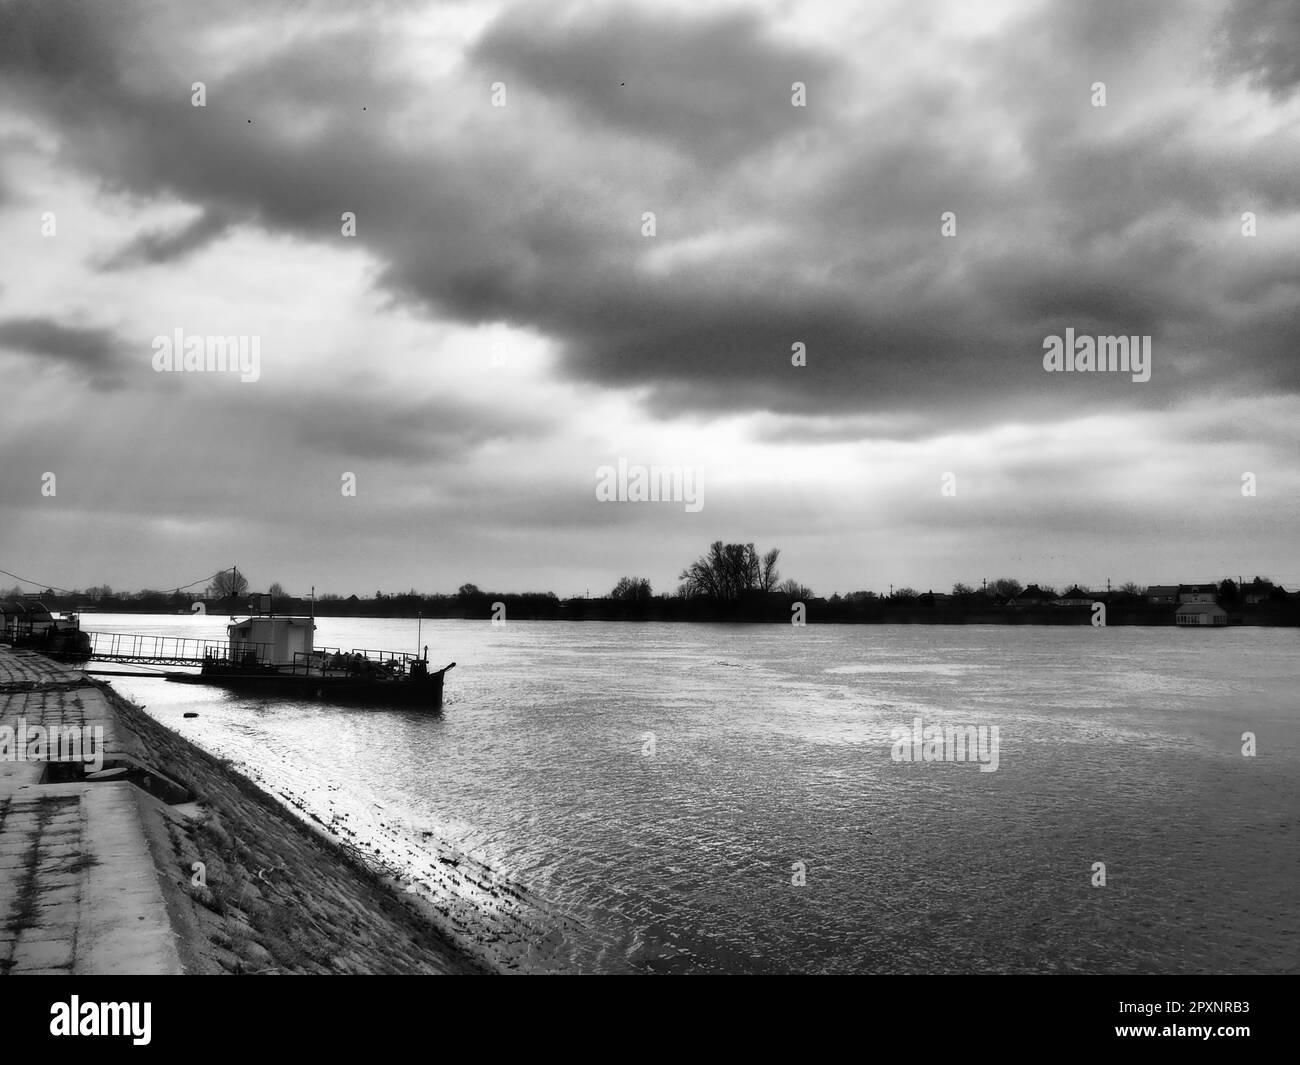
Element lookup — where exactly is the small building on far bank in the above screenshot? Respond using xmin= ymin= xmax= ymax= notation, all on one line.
xmin=1055 ymin=586 xmax=1094 ymax=607
xmin=1178 ymin=584 xmax=1218 ymax=604
xmin=1011 ymin=585 xmax=1057 ymax=607
xmin=1147 ymin=585 xmax=1178 ymax=605
xmin=917 ymin=591 xmax=951 ymax=606
xmin=1175 ymin=602 xmax=1228 ymax=626
xmin=1242 ymin=578 xmax=1280 ymax=605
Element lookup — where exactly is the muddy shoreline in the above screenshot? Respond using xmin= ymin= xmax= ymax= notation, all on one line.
xmin=95 ymin=679 xmax=489 ymax=974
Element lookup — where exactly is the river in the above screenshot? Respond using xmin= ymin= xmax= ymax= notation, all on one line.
xmin=84 ymin=614 xmax=1299 ymax=974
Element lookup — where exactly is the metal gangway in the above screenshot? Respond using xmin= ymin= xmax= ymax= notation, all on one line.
xmin=85 ymin=631 xmax=272 ymax=668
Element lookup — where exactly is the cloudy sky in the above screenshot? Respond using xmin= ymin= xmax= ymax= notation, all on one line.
xmin=1 ymin=0 xmax=1297 ymax=600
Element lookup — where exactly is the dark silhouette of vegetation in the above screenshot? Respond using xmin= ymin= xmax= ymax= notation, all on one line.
xmin=989 ymin=577 xmax=1023 ymax=599
xmin=209 ymin=569 xmax=249 ymax=599
xmin=10 ymin=555 xmax=1298 ymax=626
xmin=678 ymin=542 xmax=781 ymax=600
xmin=778 ymin=578 xmax=815 ymax=601
xmin=610 ymin=577 xmax=653 ymax=601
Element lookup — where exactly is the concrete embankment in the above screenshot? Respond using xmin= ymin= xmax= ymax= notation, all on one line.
xmin=0 ymin=647 xmax=484 ymax=974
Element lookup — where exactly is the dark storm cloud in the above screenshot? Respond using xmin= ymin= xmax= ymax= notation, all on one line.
xmin=0 ymin=317 xmax=121 ymax=369
xmin=472 ymin=5 xmax=838 ymax=163
xmin=3 ymin=0 xmax=1297 ymax=435
xmin=1034 ymin=0 xmax=1188 ymax=61
xmin=97 ymin=208 xmax=237 ymax=270
xmin=0 ymin=318 xmax=128 ymax=391
xmin=1217 ymin=0 xmax=1300 ymax=96
xmin=291 ymin=393 xmax=556 ymax=463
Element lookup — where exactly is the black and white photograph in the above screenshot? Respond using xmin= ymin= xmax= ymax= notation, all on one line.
xmin=0 ymin=0 xmax=1295 ymax=1038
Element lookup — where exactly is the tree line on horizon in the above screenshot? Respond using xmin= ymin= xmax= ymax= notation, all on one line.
xmin=5 ymin=549 xmax=1290 ymax=614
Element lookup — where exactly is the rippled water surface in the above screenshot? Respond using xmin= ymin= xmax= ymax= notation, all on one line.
xmin=88 ymin=615 xmax=1300 ymax=973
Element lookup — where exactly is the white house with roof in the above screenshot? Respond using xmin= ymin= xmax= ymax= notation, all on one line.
xmin=1175 ymin=602 xmax=1227 ymax=626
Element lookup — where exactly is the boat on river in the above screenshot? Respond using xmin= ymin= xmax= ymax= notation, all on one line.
xmin=0 ymin=599 xmax=93 ymax=662
xmin=161 ymin=610 xmax=453 ymax=711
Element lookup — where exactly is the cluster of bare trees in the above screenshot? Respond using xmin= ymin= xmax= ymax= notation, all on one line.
xmin=678 ymin=542 xmax=786 ymax=600
xmin=949 ymin=578 xmax=1024 ymax=599
xmin=610 ymin=576 xmax=653 ymax=602
xmin=949 ymin=580 xmax=1148 ymax=599
xmin=605 ymin=543 xmax=812 ymax=603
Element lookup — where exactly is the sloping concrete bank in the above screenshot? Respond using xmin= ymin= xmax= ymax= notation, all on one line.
xmin=94 ymin=678 xmax=488 ymax=974
xmin=0 ymin=647 xmax=485 ymax=974
xmin=1 ymin=650 xmax=185 ymax=975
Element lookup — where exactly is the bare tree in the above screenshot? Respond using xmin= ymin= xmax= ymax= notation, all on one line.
xmin=678 ymin=541 xmax=727 ymax=598
xmin=989 ymin=577 xmax=1023 ymax=598
xmin=209 ymin=569 xmax=249 ymax=599
xmin=611 ymin=577 xmax=652 ymax=601
xmin=679 ymin=542 xmax=789 ymax=601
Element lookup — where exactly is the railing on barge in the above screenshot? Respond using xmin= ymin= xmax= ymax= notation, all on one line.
xmin=285 ymin=648 xmax=427 ymax=677
xmin=84 ymin=632 xmax=428 ymax=674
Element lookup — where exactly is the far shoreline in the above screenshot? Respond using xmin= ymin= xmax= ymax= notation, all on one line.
xmin=66 ymin=607 xmax=1300 ymax=627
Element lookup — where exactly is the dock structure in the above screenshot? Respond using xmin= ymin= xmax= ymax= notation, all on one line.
xmin=83 ymin=631 xmax=249 ymax=668
xmin=0 ymin=648 xmax=184 ymax=975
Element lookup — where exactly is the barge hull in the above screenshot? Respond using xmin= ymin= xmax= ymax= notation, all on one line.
xmin=164 ymin=666 xmax=448 ymax=710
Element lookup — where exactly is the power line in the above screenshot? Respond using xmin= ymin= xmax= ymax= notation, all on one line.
xmin=0 ymin=566 xmax=234 ymax=597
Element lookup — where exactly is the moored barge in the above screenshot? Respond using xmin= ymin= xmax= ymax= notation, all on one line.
xmin=162 ymin=612 xmax=453 ymax=711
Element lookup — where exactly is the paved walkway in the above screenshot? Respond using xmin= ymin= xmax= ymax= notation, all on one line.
xmin=0 ymin=649 xmax=183 ymax=975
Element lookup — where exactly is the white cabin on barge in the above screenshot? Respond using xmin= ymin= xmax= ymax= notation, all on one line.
xmin=227 ymin=614 xmax=316 ymax=665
